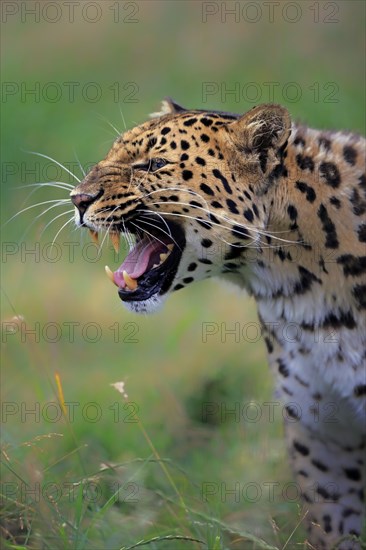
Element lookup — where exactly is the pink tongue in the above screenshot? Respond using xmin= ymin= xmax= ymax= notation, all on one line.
xmin=113 ymin=239 xmax=165 ymax=288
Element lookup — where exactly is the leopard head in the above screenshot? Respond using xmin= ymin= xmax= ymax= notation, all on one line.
xmin=70 ymin=99 xmax=290 ymax=313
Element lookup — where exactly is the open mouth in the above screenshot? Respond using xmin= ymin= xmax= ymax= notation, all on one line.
xmin=101 ymin=220 xmax=185 ymax=303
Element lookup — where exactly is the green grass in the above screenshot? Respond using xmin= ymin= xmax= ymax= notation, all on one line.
xmin=1 ymin=2 xmax=365 ymax=548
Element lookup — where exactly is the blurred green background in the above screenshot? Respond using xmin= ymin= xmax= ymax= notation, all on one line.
xmin=1 ymin=1 xmax=365 ymax=548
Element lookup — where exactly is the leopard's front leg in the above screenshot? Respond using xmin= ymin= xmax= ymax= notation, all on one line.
xmin=285 ymin=419 xmax=365 ymax=549
xmin=260 ymin=301 xmax=365 ymax=549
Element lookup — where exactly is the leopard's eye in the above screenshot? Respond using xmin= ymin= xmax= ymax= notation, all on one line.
xmin=133 ymin=158 xmax=168 ymax=172
xmin=150 ymin=158 xmax=167 ymax=171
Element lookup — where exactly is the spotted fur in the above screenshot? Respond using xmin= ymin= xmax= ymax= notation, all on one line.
xmin=71 ymin=100 xmax=366 ymax=549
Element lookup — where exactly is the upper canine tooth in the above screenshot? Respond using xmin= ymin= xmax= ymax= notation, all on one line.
xmin=110 ymin=232 xmax=120 ymax=254
xmin=122 ymin=270 xmax=138 ymax=290
xmin=105 ymin=265 xmax=117 ymax=286
xmin=167 ymin=244 xmax=174 ymax=251
xmin=89 ymin=229 xmax=99 ymax=245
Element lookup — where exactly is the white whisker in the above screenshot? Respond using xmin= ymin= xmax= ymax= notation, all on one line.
xmin=122 ymin=218 xmax=135 ymax=250
xmin=133 ymin=164 xmax=154 ymax=194
xmin=41 ymin=209 xmax=75 ymax=239
xmin=33 ymin=202 xmax=72 ymax=224
xmin=134 ymin=216 xmax=181 ymax=249
xmin=130 ymin=221 xmax=177 ymax=251
xmin=18 ymin=203 xmax=72 ymax=242
xmin=149 ymin=200 xmax=295 ymax=245
xmin=50 ymin=216 xmax=75 ymax=249
xmin=138 ymin=210 xmax=173 ymax=240
xmin=139 ymin=209 xmax=253 ymax=251
xmin=142 ymin=186 xmax=209 ymax=208
xmin=4 ymin=199 xmax=70 ymax=227
xmin=119 ymin=105 xmax=127 ymax=131
xmin=16 ymin=182 xmax=74 ymax=191
xmin=73 ymin=150 xmax=86 ymax=177
xmin=96 ymin=113 xmax=121 ymax=137
xmin=98 ymin=229 xmax=110 ymax=255
xmin=96 ymin=205 xmax=125 ymax=257
xmin=142 ymin=187 xmax=292 ymax=238
xmin=22 ymin=150 xmax=80 ymax=183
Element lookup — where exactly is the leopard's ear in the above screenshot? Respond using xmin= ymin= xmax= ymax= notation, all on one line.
xmin=150 ymin=97 xmax=187 ymax=118
xmin=228 ymin=104 xmax=291 ymax=151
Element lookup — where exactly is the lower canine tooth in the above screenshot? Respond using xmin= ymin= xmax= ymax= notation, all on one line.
xmin=122 ymin=270 xmax=138 ymax=290
xmin=159 ymin=253 xmax=168 ymax=262
xmin=105 ymin=265 xmax=117 ymax=286
xmin=89 ymin=229 xmax=99 ymax=245
xmin=110 ymin=232 xmax=120 ymax=254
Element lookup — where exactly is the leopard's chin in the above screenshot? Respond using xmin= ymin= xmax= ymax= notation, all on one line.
xmin=105 ymin=220 xmax=186 ymax=314
xmin=121 ymin=293 xmax=167 ymax=314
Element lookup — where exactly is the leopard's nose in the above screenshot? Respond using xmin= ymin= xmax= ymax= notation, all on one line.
xmin=70 ymin=192 xmax=96 ymax=216
xmin=70 ymin=189 xmax=104 ymax=221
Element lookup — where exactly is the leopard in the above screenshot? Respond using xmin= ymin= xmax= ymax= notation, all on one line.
xmin=70 ymin=99 xmax=366 ymax=549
